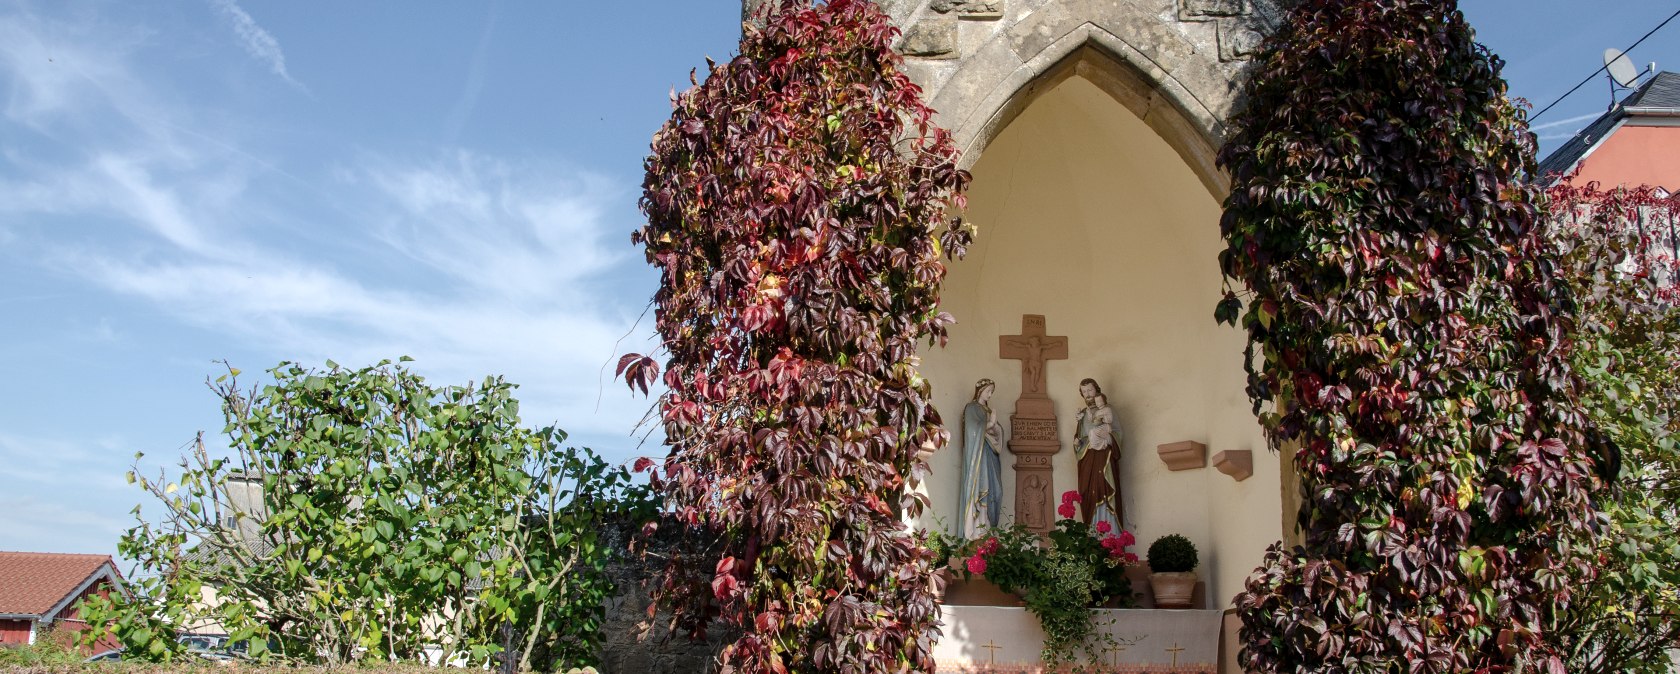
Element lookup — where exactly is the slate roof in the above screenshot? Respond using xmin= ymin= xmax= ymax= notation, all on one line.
xmin=1625 ymin=70 xmax=1680 ymax=109
xmin=1540 ymin=71 xmax=1680 ymax=181
xmin=0 ymin=551 xmax=118 ymax=618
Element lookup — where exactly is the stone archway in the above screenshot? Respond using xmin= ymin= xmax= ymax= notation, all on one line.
xmin=889 ymin=0 xmax=1284 ymax=196
xmin=943 ymin=38 xmax=1231 ymax=197
xmin=740 ymin=0 xmax=1281 ymax=192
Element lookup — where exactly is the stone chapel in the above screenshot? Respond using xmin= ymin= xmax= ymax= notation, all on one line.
xmin=763 ymin=0 xmax=1285 ymax=671
xmin=697 ymin=1 xmax=1291 ymax=671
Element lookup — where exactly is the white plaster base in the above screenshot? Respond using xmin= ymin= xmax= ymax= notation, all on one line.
xmin=935 ymin=606 xmax=1223 ymax=673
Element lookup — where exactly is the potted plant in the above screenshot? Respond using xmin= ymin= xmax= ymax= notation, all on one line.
xmin=1146 ymin=534 xmax=1198 ymax=609
xmin=954 ymin=491 xmax=1140 ymax=666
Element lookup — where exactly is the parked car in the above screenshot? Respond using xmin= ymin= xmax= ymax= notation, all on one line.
xmin=84 ymin=649 xmax=123 ymax=662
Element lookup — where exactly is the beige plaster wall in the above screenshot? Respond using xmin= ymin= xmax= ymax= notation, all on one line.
xmin=916 ymin=74 xmax=1280 ymax=609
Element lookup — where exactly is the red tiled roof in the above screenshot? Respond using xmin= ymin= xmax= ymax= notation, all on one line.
xmin=0 ymin=552 xmax=118 ymax=617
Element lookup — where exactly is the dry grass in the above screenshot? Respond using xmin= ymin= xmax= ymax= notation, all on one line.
xmin=0 ymin=664 xmax=599 ymax=673
xmin=0 ymin=642 xmax=599 ymax=674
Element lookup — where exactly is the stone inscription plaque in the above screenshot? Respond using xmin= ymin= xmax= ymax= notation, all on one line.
xmin=1012 ymin=418 xmax=1057 ymax=443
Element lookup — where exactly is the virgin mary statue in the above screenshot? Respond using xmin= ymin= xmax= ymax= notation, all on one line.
xmin=958 ymin=378 xmax=1004 ymax=539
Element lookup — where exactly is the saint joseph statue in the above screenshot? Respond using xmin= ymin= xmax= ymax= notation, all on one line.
xmin=958 ymin=378 xmax=1004 ymax=538
xmin=1074 ymin=378 xmax=1124 ymax=529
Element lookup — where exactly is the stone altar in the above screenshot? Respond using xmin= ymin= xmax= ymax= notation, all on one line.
xmin=933 ymin=606 xmax=1223 ymax=672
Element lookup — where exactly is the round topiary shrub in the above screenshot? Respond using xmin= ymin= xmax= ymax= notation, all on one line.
xmin=1146 ymin=534 xmax=1198 ymax=574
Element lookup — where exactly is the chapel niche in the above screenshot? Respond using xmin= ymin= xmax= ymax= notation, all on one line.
xmin=915 ymin=62 xmax=1279 ymax=611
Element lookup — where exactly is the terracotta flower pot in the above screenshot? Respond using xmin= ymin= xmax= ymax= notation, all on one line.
xmin=1149 ymin=572 xmax=1196 ymax=609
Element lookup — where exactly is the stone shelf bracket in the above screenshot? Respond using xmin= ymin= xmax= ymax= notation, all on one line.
xmin=1211 ymin=449 xmax=1253 ymax=482
xmin=1156 ymin=441 xmax=1207 ymax=472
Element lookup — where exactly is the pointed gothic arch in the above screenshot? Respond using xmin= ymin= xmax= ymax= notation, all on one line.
xmin=942 ymin=31 xmax=1231 ymax=197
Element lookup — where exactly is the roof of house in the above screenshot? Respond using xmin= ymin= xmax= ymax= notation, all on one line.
xmin=0 ymin=551 xmax=121 ymax=618
xmin=1540 ymin=71 xmax=1680 ymax=181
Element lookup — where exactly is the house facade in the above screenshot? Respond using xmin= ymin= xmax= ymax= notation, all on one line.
xmin=1540 ymin=70 xmax=1680 ymax=192
xmin=0 ymin=551 xmax=124 ymax=651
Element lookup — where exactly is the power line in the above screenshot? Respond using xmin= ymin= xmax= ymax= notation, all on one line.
xmin=1530 ymin=7 xmax=1680 ymax=122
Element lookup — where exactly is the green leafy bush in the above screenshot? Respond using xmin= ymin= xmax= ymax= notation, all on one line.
xmin=954 ymin=492 xmax=1139 ymax=666
xmin=1550 ymin=181 xmax=1680 ymax=674
xmin=1145 ymin=534 xmax=1197 ymax=574
xmin=1217 ymin=1 xmax=1601 ymax=670
xmin=0 ymin=630 xmax=85 ymax=668
xmin=80 ymin=359 xmax=653 ymax=671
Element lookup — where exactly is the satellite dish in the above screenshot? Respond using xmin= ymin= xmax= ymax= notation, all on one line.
xmin=1605 ymin=48 xmax=1639 ymax=88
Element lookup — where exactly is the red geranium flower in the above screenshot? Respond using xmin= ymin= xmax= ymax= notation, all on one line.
xmin=1057 ymin=502 xmax=1076 ymax=519
xmin=967 ymin=555 xmax=988 ymax=575
xmin=1095 ymin=521 xmax=1112 ymax=534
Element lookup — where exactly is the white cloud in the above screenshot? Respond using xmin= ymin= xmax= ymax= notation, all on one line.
xmin=443 ymin=5 xmax=498 ymax=143
xmin=0 ymin=8 xmax=151 ymax=131
xmin=93 ymin=317 xmax=119 ymax=342
xmin=0 ymin=432 xmax=134 ymax=555
xmin=1529 ymin=111 xmax=1602 ymax=132
xmin=0 ymin=150 xmax=249 ymax=257
xmin=8 ymin=141 xmax=647 ymax=440
xmin=208 ymin=0 xmax=302 ymax=88
xmin=356 ymin=151 xmax=625 ymax=302
xmin=0 ymin=497 xmax=129 ymax=556
xmin=93 ymin=154 xmax=215 ymax=253
xmin=15 ymin=143 xmax=651 ymax=438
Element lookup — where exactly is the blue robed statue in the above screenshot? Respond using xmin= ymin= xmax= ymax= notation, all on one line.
xmin=958 ymin=378 xmax=1005 ymax=539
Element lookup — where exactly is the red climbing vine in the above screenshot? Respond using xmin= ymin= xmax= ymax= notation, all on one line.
xmin=1218 ymin=1 xmax=1601 ymax=671
xmin=621 ymin=1 xmax=972 ymax=671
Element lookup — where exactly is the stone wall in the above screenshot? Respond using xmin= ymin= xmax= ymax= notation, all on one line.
xmin=595 ymin=520 xmax=731 ymax=674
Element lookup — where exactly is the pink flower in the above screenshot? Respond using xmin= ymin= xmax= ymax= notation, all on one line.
xmin=967 ymin=555 xmax=988 ymax=575
xmin=1123 ymin=552 xmax=1139 ymax=564
xmin=1095 ymin=521 xmax=1112 ymax=534
xmin=1057 ymin=502 xmax=1076 ymax=519
xmin=1061 ymin=490 xmax=1081 ymax=505
xmin=1101 ymin=538 xmax=1133 ymax=561
xmin=978 ymin=537 xmax=1000 ymax=555
xmin=1118 ymin=530 xmax=1136 ymax=547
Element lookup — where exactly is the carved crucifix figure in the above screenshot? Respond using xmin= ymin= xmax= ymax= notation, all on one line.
xmin=1000 ymin=316 xmax=1067 ymax=397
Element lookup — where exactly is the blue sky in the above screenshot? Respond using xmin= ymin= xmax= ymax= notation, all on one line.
xmin=1 ymin=1 xmax=1677 ymax=560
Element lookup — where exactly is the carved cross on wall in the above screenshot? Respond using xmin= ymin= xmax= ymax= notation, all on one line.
xmin=999 ymin=315 xmax=1068 ymax=397
xmin=1166 ymin=642 xmax=1186 ymax=667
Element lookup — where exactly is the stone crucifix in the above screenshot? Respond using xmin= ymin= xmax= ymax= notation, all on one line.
xmin=1000 ymin=316 xmax=1068 ymax=399
xmin=998 ymin=315 xmax=1067 ymax=534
